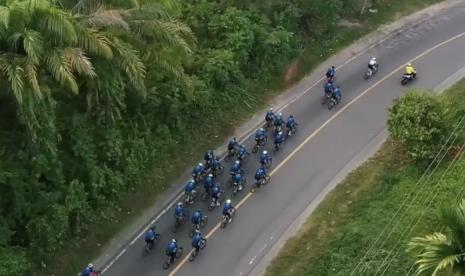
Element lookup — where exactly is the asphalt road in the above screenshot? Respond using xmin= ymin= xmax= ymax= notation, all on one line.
xmin=103 ymin=2 xmax=465 ymax=276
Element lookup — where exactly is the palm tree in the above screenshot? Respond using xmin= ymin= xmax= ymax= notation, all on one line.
xmin=407 ymin=199 xmax=465 ymax=275
xmin=63 ymin=0 xmax=195 ymax=122
xmin=68 ymin=0 xmax=195 ymax=89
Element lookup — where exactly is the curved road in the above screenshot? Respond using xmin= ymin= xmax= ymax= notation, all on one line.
xmin=102 ymin=2 xmax=465 ymax=276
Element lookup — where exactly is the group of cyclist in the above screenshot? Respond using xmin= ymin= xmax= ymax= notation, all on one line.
xmin=138 ymin=109 xmax=297 ymax=269
xmin=81 ymin=57 xmax=419 ymax=274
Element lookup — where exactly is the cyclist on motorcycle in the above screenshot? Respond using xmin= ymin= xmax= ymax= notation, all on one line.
xmin=238 ymin=144 xmax=249 ymax=160
xmin=230 ymin=160 xmax=243 ymax=175
xmin=274 ymin=131 xmax=285 ymax=147
xmin=232 ymin=173 xmax=245 ymax=191
xmin=326 ymin=66 xmax=336 ymax=82
xmin=192 ymin=230 xmax=205 ymax=253
xmin=255 ymin=128 xmax=266 ymax=144
xmin=260 ymin=150 xmax=272 ymax=167
xmin=223 ymin=199 xmax=235 ymax=222
xmin=324 ymin=81 xmax=334 ymax=95
xmin=211 ymin=184 xmax=222 ymax=206
xmin=145 ymin=227 xmax=160 ymax=248
xmin=405 ymin=63 xmax=417 ymax=78
xmin=331 ymin=86 xmax=342 ymax=103
xmin=192 ymin=163 xmax=204 ymax=180
xmin=228 ymin=137 xmax=238 ymax=152
xmin=204 ymin=150 xmax=215 ymax=167
xmin=165 ymin=239 xmax=179 ymax=264
xmin=265 ymin=108 xmax=275 ymax=126
xmin=368 ymin=57 xmax=377 ymax=71
xmin=286 ymin=115 xmax=297 ymax=131
xmin=255 ymin=166 xmax=268 ymax=184
xmin=191 ymin=209 xmax=204 ymax=228
xmin=174 ymin=202 xmax=186 ymax=221
xmin=204 ymin=173 xmax=215 ymax=194
xmin=81 ymin=264 xmax=94 ymax=276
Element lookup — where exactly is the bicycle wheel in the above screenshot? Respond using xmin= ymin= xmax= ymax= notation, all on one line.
xmin=199 ymin=239 xmax=207 ymax=249
xmin=176 ymin=247 xmax=184 ymax=258
xmin=189 ymin=251 xmax=197 ymax=262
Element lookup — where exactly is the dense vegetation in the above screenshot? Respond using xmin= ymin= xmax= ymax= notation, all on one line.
xmin=266 ymin=82 xmax=465 ymax=276
xmin=0 ymin=0 xmax=441 ymax=274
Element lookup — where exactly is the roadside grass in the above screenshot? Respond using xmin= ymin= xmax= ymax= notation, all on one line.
xmin=40 ymin=1 xmax=444 ymax=275
xmin=265 ymin=79 xmax=465 ymax=276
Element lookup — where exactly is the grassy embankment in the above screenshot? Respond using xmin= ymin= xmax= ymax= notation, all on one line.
xmin=266 ymin=79 xmax=465 ymax=275
xmin=46 ymin=0 xmax=444 ymax=274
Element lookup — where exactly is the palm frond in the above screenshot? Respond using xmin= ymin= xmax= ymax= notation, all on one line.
xmin=0 ymin=5 xmax=10 ymax=28
xmin=22 ymin=29 xmax=44 ymax=63
xmin=441 ymin=199 xmax=465 ymax=247
xmin=127 ymin=3 xmax=169 ymax=20
xmin=62 ymin=47 xmax=96 ymax=77
xmin=408 ymin=232 xmax=462 ymax=275
xmin=26 ymin=0 xmax=50 ymax=10
xmin=24 ymin=57 xmax=41 ymax=95
xmin=111 ymin=37 xmax=146 ymax=94
xmin=148 ymin=51 xmax=191 ymax=90
xmin=130 ymin=19 xmax=194 ymax=55
xmin=37 ymin=6 xmax=78 ymax=44
xmin=76 ymin=27 xmax=113 ymax=59
xmin=45 ymin=49 xmax=78 ymax=93
xmin=0 ymin=56 xmax=25 ymax=103
xmin=71 ymin=0 xmax=104 ymax=14
xmin=77 ymin=9 xmax=130 ymax=30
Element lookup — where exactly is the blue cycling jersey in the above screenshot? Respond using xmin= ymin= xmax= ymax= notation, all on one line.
xmin=192 ymin=211 xmax=202 ymax=224
xmin=175 ymin=206 xmax=184 ymax=218
xmin=192 ymin=234 xmax=203 ymax=247
xmin=166 ymin=242 xmax=177 ymax=255
xmin=145 ymin=229 xmax=156 ymax=242
xmin=185 ymin=180 xmax=196 ymax=192
xmin=223 ymin=203 xmax=233 ymax=215
xmin=81 ymin=267 xmax=93 ymax=276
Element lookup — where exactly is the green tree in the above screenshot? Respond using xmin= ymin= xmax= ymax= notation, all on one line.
xmin=407 ymin=199 xmax=465 ymax=275
xmin=387 ymin=91 xmax=449 ymax=162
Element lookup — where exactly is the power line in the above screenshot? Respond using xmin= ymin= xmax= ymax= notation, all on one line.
xmin=377 ymin=142 xmax=465 ymax=275
xmin=359 ymin=116 xmax=465 ymax=275
xmin=349 ymin=114 xmax=465 ymax=276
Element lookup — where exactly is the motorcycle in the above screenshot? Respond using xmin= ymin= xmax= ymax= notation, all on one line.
xmin=401 ymin=73 xmax=416 ymax=85
xmin=252 ymin=136 xmax=267 ymax=153
xmin=328 ymin=96 xmax=340 ymax=110
xmin=364 ymin=64 xmax=378 ymax=80
xmin=231 ymin=175 xmax=246 ymax=197
xmin=162 ymin=247 xmax=184 ymax=270
xmin=189 ymin=238 xmax=207 ymax=262
xmin=189 ymin=216 xmax=208 ymax=238
xmin=321 ymin=90 xmax=332 ymax=105
xmin=143 ymin=233 xmax=160 ymax=256
xmin=250 ymin=175 xmax=271 ymax=193
xmin=220 ymin=208 xmax=236 ymax=229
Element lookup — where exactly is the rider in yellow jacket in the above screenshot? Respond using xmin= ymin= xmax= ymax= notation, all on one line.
xmin=405 ymin=63 xmax=417 ymax=78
